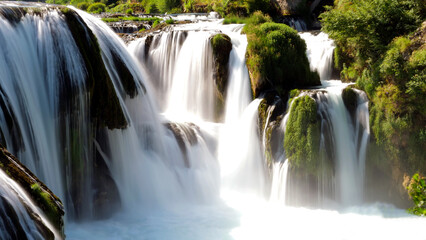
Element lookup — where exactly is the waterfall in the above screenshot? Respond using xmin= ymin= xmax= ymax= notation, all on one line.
xmin=0 ymin=169 xmax=60 ymax=239
xmin=270 ymin=159 xmax=289 ymax=203
xmin=278 ymin=32 xmax=370 ymax=207
xmin=299 ymin=32 xmax=335 ymax=80
xmin=129 ymin=26 xmax=217 ymax=122
xmin=2 ymin=4 xmax=422 ymax=240
xmin=0 ymin=8 xmax=90 ymax=218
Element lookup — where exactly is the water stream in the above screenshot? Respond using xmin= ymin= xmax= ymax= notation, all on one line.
xmin=0 ymin=5 xmax=424 ymax=240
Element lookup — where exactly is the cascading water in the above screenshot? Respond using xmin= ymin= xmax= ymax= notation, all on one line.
xmin=299 ymin=32 xmax=335 ymax=80
xmin=0 ymin=4 xmax=425 ymax=240
xmin=0 ymin=169 xmax=60 ymax=239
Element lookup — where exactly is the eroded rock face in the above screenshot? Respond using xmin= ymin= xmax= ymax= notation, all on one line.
xmin=0 ymin=145 xmax=65 ymax=239
xmin=274 ymin=0 xmax=304 ymax=14
xmin=210 ymin=33 xmax=233 ymax=120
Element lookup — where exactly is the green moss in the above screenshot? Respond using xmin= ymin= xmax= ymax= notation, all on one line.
xmin=244 ymin=19 xmax=320 ymax=98
xmin=0 ymin=146 xmax=64 ymax=236
xmin=284 ymin=95 xmax=320 ymax=174
xmin=87 ymin=2 xmax=106 ymax=13
xmin=341 ymin=86 xmax=357 ymax=116
xmin=61 ymin=7 xmax=127 ymax=129
xmin=31 ymin=184 xmax=61 ymax=225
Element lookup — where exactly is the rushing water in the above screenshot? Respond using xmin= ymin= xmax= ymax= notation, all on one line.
xmin=0 ymin=4 xmax=425 ymax=240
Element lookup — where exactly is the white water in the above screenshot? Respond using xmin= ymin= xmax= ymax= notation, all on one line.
xmin=0 ymin=5 xmax=425 ymax=240
xmin=0 ymin=9 xmax=89 ymax=217
xmin=299 ymin=32 xmax=335 ymax=80
xmin=0 ymin=169 xmax=60 ymax=239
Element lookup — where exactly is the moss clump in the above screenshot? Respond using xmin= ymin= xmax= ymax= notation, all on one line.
xmin=341 ymin=86 xmax=357 ymax=116
xmin=244 ymin=14 xmax=320 ymax=98
xmin=0 ymin=145 xmax=64 ymax=236
xmin=61 ymin=7 xmax=127 ymax=129
xmin=284 ymin=95 xmax=320 ymax=174
xmin=31 ymin=184 xmax=61 ymax=227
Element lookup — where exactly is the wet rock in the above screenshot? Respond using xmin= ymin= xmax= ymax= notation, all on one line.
xmin=0 ymin=145 xmax=64 ymax=238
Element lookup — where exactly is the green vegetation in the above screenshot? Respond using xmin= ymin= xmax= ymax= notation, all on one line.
xmin=77 ymin=2 xmax=90 ymax=10
xmin=0 ymin=146 xmax=64 ymax=236
xmin=125 ymin=8 xmax=133 ymax=15
xmin=48 ymin=0 xmax=282 ymax=16
xmin=341 ymin=86 xmax=357 ymax=116
xmin=87 ymin=2 xmax=106 ymax=13
xmin=284 ymin=95 xmax=320 ymax=174
xmin=321 ymin=0 xmax=426 ymax=206
xmin=31 ymin=184 xmax=61 ymax=225
xmin=244 ymin=12 xmax=320 ymax=98
xmin=407 ymin=173 xmax=426 ymax=216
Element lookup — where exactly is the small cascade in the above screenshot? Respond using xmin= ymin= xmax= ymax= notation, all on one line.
xmin=270 ymin=159 xmax=289 ymax=204
xmin=129 ymin=26 xmax=217 ymax=121
xmin=0 ymin=169 xmax=60 ymax=240
xmin=216 ymin=24 xmax=266 ymax=196
xmin=280 ymin=32 xmax=369 ymax=207
xmin=299 ymin=32 xmax=335 ymax=80
xmin=219 ymin=99 xmax=266 ymax=196
xmin=0 ymin=8 xmax=88 ymax=218
xmin=76 ymin=9 xmax=222 ymax=211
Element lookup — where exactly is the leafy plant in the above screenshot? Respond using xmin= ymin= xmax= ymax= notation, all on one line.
xmin=87 ymin=2 xmax=106 ymax=13
xmin=407 ymin=173 xmax=426 ymax=216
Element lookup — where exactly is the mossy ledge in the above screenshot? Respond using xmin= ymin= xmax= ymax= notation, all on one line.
xmin=284 ymin=95 xmax=320 ymax=174
xmin=341 ymin=86 xmax=358 ymax=121
xmin=61 ymin=7 xmax=127 ymax=129
xmin=210 ymin=33 xmax=233 ymax=120
xmin=244 ymin=20 xmax=320 ymax=98
xmin=0 ymin=145 xmax=64 ymax=238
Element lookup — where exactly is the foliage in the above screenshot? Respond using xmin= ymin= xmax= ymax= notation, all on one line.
xmin=165 ymin=18 xmax=174 ymax=24
xmin=321 ymin=0 xmax=426 ymax=188
xmin=77 ymin=2 xmax=90 ymax=10
xmin=125 ymin=8 xmax=133 ymax=15
xmin=407 ymin=173 xmax=426 ymax=216
xmin=87 ymin=2 xmax=106 ymax=13
xmin=108 ymin=3 xmax=144 ymax=14
xmin=147 ymin=3 xmax=160 ymax=14
xmin=321 ymin=0 xmax=422 ymax=66
xmin=244 ymin=13 xmax=320 ymax=97
xmin=284 ymin=95 xmax=320 ymax=173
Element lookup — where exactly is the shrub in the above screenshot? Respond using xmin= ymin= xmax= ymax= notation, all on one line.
xmin=244 ymin=19 xmax=320 ymax=97
xmin=125 ymin=8 xmax=133 ymax=15
xmin=87 ymin=2 xmax=106 ymax=13
xmin=147 ymin=3 xmax=160 ymax=14
xmin=77 ymin=2 xmax=90 ymax=11
xmin=407 ymin=173 xmax=426 ymax=216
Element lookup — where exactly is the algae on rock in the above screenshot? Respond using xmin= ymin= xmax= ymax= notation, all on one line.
xmin=284 ymin=95 xmax=320 ymax=174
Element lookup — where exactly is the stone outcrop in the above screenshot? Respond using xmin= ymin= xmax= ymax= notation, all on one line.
xmin=0 ymin=145 xmax=65 ymax=239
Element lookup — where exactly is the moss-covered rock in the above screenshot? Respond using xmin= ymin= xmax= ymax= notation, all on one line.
xmin=210 ymin=33 xmax=233 ymax=120
xmin=61 ymin=7 xmax=128 ymax=130
xmin=284 ymin=95 xmax=320 ymax=174
xmin=245 ymin=21 xmax=320 ymax=98
xmin=0 ymin=145 xmax=64 ymax=238
xmin=341 ymin=86 xmax=357 ymax=120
